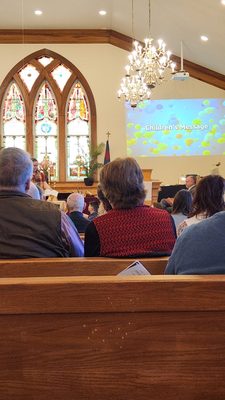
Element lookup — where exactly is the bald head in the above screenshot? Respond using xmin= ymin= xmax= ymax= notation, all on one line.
xmin=67 ymin=193 xmax=85 ymax=213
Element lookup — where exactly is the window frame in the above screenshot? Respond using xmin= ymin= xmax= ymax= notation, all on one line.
xmin=0 ymin=48 xmax=97 ymax=182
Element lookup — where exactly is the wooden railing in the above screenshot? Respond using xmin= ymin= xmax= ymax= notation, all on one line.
xmin=0 ymin=256 xmax=168 ymax=277
xmin=1 ymin=275 xmax=225 ymax=399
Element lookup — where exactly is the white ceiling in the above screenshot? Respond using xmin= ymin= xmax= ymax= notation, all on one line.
xmin=0 ymin=0 xmax=225 ymax=75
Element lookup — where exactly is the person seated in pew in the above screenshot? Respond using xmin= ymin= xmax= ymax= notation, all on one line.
xmin=159 ymin=174 xmax=197 ymax=212
xmin=27 ymin=181 xmax=41 ymax=200
xmin=165 ymin=210 xmax=225 ymax=275
xmin=67 ymin=192 xmax=90 ymax=233
xmin=88 ymin=200 xmax=99 ymax=221
xmin=83 ymin=192 xmax=99 ymax=215
xmin=177 ymin=174 xmax=225 ymax=236
xmin=84 ymin=157 xmax=176 ymax=257
xmin=0 ymin=147 xmax=84 ymax=258
xmin=31 ymin=157 xmax=50 ymax=191
xmin=185 ymin=174 xmax=197 ymax=197
xmin=171 ymin=189 xmax=193 ymax=235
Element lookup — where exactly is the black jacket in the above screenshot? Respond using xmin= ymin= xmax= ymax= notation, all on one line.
xmin=68 ymin=211 xmax=90 ymax=233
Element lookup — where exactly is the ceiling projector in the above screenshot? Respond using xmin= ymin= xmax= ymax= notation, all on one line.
xmin=172 ymin=71 xmax=190 ymax=81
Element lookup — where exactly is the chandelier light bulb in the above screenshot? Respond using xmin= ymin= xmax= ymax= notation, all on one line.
xmin=34 ymin=10 xmax=43 ymax=15
xmin=171 ymin=62 xmax=176 ymax=73
xmin=125 ymin=65 xmax=131 ymax=76
xmin=200 ymin=35 xmax=208 ymax=42
xmin=128 ymin=54 xmax=133 ymax=63
xmin=158 ymin=39 xmax=163 ymax=47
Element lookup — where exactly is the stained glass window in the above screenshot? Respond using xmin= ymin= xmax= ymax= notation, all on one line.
xmin=51 ymin=64 xmax=72 ymax=91
xmin=0 ymin=50 xmax=95 ymax=183
xmin=19 ymin=64 xmax=39 ymax=92
xmin=2 ymin=82 xmax=26 ymax=149
xmin=66 ymin=82 xmax=90 ymax=181
xmin=34 ymin=82 xmax=58 ymax=180
xmin=38 ymin=57 xmax=53 ymax=67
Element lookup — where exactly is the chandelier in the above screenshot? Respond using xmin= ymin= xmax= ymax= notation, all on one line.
xmin=118 ymin=68 xmax=151 ymax=108
xmin=118 ymin=0 xmax=176 ymax=107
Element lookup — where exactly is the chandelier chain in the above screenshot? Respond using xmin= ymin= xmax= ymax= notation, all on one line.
xmin=148 ymin=0 xmax=151 ymax=37
xmin=131 ymin=0 xmax=134 ymax=40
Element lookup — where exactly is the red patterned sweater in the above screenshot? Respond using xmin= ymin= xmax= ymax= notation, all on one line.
xmin=88 ymin=205 xmax=176 ymax=257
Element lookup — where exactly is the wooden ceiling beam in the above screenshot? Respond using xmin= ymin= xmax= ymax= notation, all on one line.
xmin=0 ymin=29 xmax=224 ymax=90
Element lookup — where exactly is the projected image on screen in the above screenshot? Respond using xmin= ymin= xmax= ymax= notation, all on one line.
xmin=126 ymin=98 xmax=225 ymax=157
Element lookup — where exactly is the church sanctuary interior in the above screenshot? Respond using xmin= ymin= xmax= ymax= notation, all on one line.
xmin=1 ymin=1 xmax=225 ymax=399
xmin=0 ymin=0 xmax=225 ymax=187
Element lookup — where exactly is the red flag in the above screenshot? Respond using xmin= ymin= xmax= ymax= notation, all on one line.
xmin=104 ymin=139 xmax=110 ymax=164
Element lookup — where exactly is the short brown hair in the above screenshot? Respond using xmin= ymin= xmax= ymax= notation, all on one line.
xmin=89 ymin=201 xmax=99 ymax=213
xmin=189 ymin=174 xmax=225 ymax=218
xmin=100 ymin=157 xmax=146 ymax=209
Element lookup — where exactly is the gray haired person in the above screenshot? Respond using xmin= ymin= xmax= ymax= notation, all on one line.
xmin=67 ymin=192 xmax=90 ymax=233
xmin=0 ymin=147 xmax=83 ymax=258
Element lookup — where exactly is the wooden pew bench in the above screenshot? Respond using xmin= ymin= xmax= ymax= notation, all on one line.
xmin=1 ymin=275 xmax=225 ymax=399
xmin=0 ymin=256 xmax=168 ymax=277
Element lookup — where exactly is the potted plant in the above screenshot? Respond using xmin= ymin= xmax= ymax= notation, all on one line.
xmin=80 ymin=143 xmax=105 ymax=186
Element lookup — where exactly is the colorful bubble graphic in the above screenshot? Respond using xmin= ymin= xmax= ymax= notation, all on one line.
xmin=126 ymin=98 xmax=225 ymax=157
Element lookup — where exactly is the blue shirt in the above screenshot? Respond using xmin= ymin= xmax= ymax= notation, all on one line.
xmin=165 ymin=211 xmax=225 ymax=275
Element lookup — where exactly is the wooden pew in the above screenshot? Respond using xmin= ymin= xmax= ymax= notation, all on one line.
xmin=0 ymin=256 xmax=168 ymax=277
xmin=1 ymin=275 xmax=225 ymax=399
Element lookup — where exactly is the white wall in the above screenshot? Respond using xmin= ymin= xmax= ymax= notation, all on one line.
xmin=0 ymin=43 xmax=224 ymax=184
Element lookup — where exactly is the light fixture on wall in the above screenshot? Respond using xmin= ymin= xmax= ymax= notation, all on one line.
xmin=118 ymin=0 xmax=176 ymax=107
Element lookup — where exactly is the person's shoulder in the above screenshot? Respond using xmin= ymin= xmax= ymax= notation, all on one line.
xmin=197 ymin=211 xmax=225 ymax=229
xmin=27 ymin=182 xmax=40 ymax=200
xmin=147 ymin=206 xmax=171 ymax=218
xmin=177 ymin=219 xmax=188 ymax=236
xmin=181 ymin=211 xmax=225 ymax=240
xmin=211 ymin=210 xmax=225 ymax=220
xmin=149 ymin=206 xmax=168 ymax=214
xmin=32 ymin=199 xmax=61 ymax=212
xmin=178 ymin=216 xmax=209 ymax=238
xmin=92 ymin=209 xmax=113 ymax=224
xmin=80 ymin=213 xmax=90 ymax=222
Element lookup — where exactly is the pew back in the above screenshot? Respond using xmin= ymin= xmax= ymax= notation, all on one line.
xmin=0 ymin=256 xmax=168 ymax=277
xmin=1 ymin=275 xmax=225 ymax=400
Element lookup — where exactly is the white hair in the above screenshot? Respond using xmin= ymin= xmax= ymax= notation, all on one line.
xmin=67 ymin=192 xmax=85 ymax=212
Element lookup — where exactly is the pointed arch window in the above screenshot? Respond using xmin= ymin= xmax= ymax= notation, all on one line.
xmin=51 ymin=64 xmax=72 ymax=92
xmin=1 ymin=82 xmax=26 ymax=149
xmin=19 ymin=64 xmax=40 ymax=92
xmin=34 ymin=82 xmax=58 ymax=179
xmin=38 ymin=57 xmax=53 ymax=67
xmin=66 ymin=82 xmax=90 ymax=180
xmin=0 ymin=49 xmax=97 ymax=183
